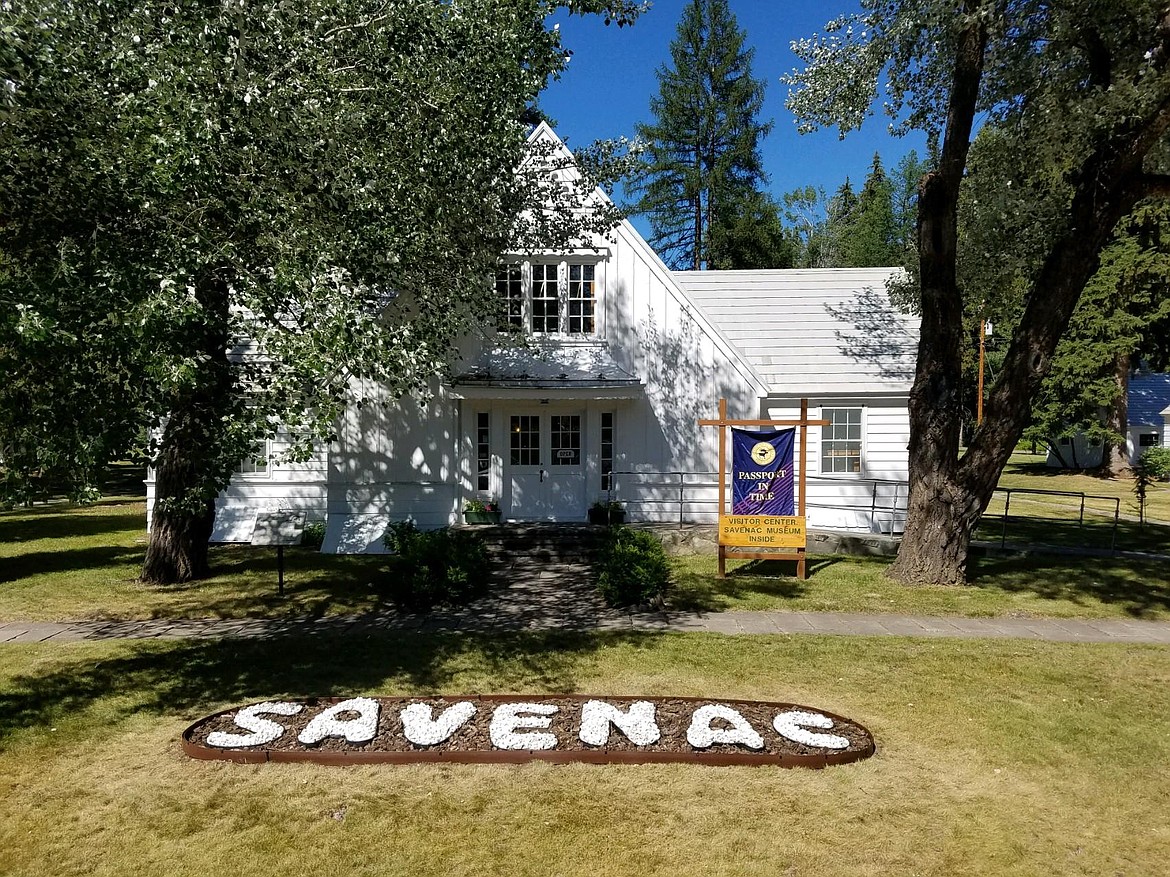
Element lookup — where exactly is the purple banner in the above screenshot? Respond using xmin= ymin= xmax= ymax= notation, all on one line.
xmin=732 ymin=428 xmax=795 ymax=516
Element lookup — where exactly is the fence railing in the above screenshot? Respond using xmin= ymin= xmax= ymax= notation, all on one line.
xmin=608 ymin=470 xmax=909 ymax=532
xmin=984 ymin=486 xmax=1121 ymax=552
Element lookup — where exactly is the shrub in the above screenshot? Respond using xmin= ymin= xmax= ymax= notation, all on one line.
xmin=300 ymin=520 xmax=326 ymax=550
xmin=596 ymin=526 xmax=669 ymax=607
xmin=382 ymin=521 xmax=490 ymax=610
xmin=1140 ymin=446 xmax=1170 ymax=480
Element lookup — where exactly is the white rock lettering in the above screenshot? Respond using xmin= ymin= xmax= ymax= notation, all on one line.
xmin=686 ymin=703 xmax=765 ymax=750
xmin=400 ymin=702 xmax=477 ymax=746
xmin=772 ymin=710 xmax=850 ymax=750
xmin=489 ymin=702 xmax=559 ymax=750
xmin=298 ymin=697 xmax=380 ymax=745
xmin=579 ymin=699 xmax=660 ymax=746
xmin=206 ymin=701 xmax=302 ymax=748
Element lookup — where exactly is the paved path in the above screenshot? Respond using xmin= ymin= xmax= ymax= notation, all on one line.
xmin=3 ymin=554 xmax=1169 ymax=646
xmin=3 ymin=610 xmax=1169 ymax=645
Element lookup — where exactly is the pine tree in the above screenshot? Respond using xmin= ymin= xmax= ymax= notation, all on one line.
xmin=841 ymin=154 xmax=900 ymax=267
xmin=629 ymin=0 xmax=771 ymax=270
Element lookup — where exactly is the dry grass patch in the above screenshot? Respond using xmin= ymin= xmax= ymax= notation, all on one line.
xmin=1 ymin=632 xmax=1168 ymax=876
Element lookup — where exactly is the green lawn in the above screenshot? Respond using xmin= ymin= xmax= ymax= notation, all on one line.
xmin=3 ymin=492 xmax=1169 ymax=622
xmin=1 ymin=631 xmax=1167 ymax=876
xmin=0 ymin=499 xmax=391 ymax=622
xmin=670 ymin=552 xmax=1170 ymax=619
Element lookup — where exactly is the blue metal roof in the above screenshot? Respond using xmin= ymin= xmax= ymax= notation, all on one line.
xmin=1129 ymin=373 xmax=1170 ymax=426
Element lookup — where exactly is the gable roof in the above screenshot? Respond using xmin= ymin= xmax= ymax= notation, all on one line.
xmin=1129 ymin=373 xmax=1170 ymax=426
xmin=673 ymin=268 xmax=919 ymax=396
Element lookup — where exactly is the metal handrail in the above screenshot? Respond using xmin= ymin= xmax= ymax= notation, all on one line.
xmin=608 ymin=470 xmax=909 ymax=529
xmin=988 ymin=486 xmax=1121 ymax=552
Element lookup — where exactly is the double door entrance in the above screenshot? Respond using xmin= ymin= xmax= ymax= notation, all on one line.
xmin=505 ymin=410 xmax=586 ymax=521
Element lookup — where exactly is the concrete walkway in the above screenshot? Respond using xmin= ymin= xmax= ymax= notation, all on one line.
xmin=3 ymin=609 xmax=1170 ymax=645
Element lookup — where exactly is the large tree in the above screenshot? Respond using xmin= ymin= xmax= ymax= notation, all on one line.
xmin=1 ymin=0 xmax=639 ymax=582
xmin=787 ymin=0 xmax=1170 ymax=584
xmin=629 ymin=0 xmax=772 ymax=270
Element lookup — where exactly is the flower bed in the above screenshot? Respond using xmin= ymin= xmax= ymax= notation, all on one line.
xmin=184 ymin=694 xmax=874 ymax=768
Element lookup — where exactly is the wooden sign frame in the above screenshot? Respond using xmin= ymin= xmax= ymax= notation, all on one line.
xmin=700 ymin=398 xmax=828 ymax=580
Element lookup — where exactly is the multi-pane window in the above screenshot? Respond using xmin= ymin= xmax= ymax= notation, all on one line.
xmin=600 ymin=412 xmax=614 ymax=490
xmin=476 ymin=412 xmax=490 ymax=491
xmin=1139 ymin=433 xmax=1160 ymax=448
xmin=495 ymin=265 xmax=523 ymax=332
xmin=530 ymin=264 xmax=559 ymax=334
xmin=821 ymin=408 xmax=862 ymax=474
xmin=494 ymin=261 xmax=598 ymax=335
xmin=567 ymin=264 xmax=595 ymax=335
xmin=550 ymin=415 xmax=581 ymax=466
xmin=236 ymin=440 xmax=270 ymax=476
xmin=510 ymin=415 xmax=540 ymax=466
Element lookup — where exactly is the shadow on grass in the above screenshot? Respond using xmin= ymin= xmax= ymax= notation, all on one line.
xmin=0 ymin=545 xmax=143 ymax=585
xmin=969 ymin=554 xmax=1170 ymax=618
xmin=0 ymin=630 xmax=652 ymax=744
xmin=0 ymin=506 xmax=145 ymax=545
xmin=668 ymin=558 xmax=811 ymax=612
xmin=974 ymin=518 xmax=1170 ymax=555
xmin=131 ymin=546 xmax=400 ymax=620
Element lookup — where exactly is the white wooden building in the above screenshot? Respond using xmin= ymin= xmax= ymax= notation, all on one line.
xmin=147 ymin=125 xmax=919 ymax=551
xmin=1045 ymin=371 xmax=1170 ymax=469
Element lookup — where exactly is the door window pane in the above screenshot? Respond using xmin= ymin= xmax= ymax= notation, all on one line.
xmin=550 ymin=415 xmax=581 ymax=466
xmin=510 ymin=415 xmax=540 ymax=466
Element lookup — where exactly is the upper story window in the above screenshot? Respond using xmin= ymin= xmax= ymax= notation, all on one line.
xmin=495 ymin=261 xmax=597 ymax=336
xmin=821 ymin=408 xmax=862 ymax=474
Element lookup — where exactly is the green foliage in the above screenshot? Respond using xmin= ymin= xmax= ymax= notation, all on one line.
xmin=706 ymin=191 xmax=796 ymax=270
xmin=1 ymin=1 xmax=640 ymax=571
xmin=781 ymin=150 xmax=926 ymax=271
xmin=1140 ymin=447 xmax=1170 ymax=481
xmin=300 ymin=521 xmax=326 ymax=551
xmin=382 ymin=521 xmax=490 ymax=610
xmin=628 ymin=0 xmax=772 ymax=270
xmin=596 ymin=526 xmax=669 ymax=607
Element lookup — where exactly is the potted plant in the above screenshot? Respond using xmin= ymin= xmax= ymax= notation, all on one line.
xmin=463 ymin=498 xmax=502 ymax=524
xmin=588 ymin=499 xmax=625 ymax=526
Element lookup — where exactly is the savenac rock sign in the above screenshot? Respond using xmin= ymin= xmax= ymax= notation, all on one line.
xmin=700 ymin=399 xmax=827 ymax=579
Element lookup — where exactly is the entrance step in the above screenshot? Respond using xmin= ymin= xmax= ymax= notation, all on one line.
xmin=457 ymin=523 xmax=610 ymax=565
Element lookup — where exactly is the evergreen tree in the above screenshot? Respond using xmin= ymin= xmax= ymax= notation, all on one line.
xmin=707 ymin=191 xmax=796 ymax=270
xmin=840 ymin=154 xmax=900 ymax=267
xmin=629 ymin=0 xmax=771 ymax=270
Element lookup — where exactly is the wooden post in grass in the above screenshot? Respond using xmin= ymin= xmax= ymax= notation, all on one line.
xmin=700 ymin=398 xmax=827 ymax=580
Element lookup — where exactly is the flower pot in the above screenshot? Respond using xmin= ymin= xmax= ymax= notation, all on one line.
xmin=588 ymin=508 xmax=625 ymax=526
xmin=463 ymin=510 xmax=502 ymax=524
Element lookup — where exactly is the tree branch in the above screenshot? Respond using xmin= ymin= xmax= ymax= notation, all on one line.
xmin=1140 ymin=173 xmax=1170 ymax=197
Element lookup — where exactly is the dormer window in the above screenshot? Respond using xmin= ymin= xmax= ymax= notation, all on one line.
xmin=495 ymin=261 xmax=597 ymax=336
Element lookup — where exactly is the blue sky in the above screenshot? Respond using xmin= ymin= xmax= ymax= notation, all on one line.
xmin=542 ymin=1 xmax=928 ymax=224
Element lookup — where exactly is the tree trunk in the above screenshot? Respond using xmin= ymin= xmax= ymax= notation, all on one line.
xmin=1101 ymin=353 xmax=1131 ymax=476
xmin=142 ymin=274 xmax=233 ymax=585
xmin=143 ymin=426 xmax=217 ymax=583
xmin=886 ymin=12 xmax=987 ymax=585
xmin=887 ymin=7 xmax=1169 ymax=585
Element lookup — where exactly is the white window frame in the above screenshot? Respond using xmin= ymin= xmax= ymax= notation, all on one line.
xmin=495 ymin=259 xmax=599 ymax=337
xmin=819 ymin=407 xmax=865 ymax=476
xmin=236 ymin=439 xmax=272 ymax=479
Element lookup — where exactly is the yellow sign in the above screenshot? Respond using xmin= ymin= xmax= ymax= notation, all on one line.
xmin=719 ymin=515 xmax=806 ymax=548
